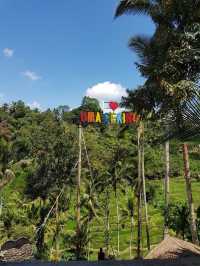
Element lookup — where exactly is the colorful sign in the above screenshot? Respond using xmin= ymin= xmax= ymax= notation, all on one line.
xmin=80 ymin=111 xmax=140 ymax=125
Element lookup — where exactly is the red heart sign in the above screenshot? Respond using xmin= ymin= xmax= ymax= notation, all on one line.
xmin=109 ymin=101 xmax=119 ymax=111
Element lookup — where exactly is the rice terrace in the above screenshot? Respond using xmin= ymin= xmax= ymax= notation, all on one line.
xmin=1 ymin=1 xmax=200 ymax=266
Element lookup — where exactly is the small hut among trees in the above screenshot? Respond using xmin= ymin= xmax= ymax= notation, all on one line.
xmin=146 ymin=236 xmax=200 ymax=260
xmin=0 ymin=237 xmax=32 ymax=262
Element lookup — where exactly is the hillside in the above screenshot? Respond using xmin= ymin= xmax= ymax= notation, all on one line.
xmin=0 ymin=101 xmax=200 ymax=261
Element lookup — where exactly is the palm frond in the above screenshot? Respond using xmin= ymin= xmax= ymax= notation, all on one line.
xmin=129 ymin=35 xmax=151 ymax=65
xmin=158 ymin=89 xmax=200 ymax=143
xmin=121 ymin=85 xmax=157 ymax=116
xmin=115 ymin=0 xmax=152 ymax=17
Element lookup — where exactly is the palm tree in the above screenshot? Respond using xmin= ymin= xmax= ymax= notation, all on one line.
xmin=116 ymin=0 xmax=200 ymax=114
xmin=136 ymin=124 xmax=143 ymax=258
xmin=140 ymin=122 xmax=150 ymax=251
xmin=182 ymin=143 xmax=199 ymax=245
xmin=116 ymin=1 xmax=200 ymax=250
xmin=81 ymin=182 xmax=100 ymax=260
xmin=103 ymin=184 xmax=111 ymax=257
xmin=109 ymin=169 xmax=121 ymax=256
xmin=164 ymin=139 xmax=170 ymax=238
xmin=76 ymin=124 xmax=82 ymax=260
xmin=109 ymin=158 xmax=124 ymax=256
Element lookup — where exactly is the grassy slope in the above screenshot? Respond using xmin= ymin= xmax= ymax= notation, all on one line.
xmin=88 ymin=177 xmax=200 ymax=259
xmin=1 ymin=173 xmax=200 ymax=260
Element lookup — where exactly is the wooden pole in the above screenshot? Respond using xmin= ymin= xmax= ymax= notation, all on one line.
xmin=141 ymin=122 xmax=150 ymax=251
xmin=137 ymin=124 xmax=142 ymax=259
xmin=182 ymin=143 xmax=199 ymax=245
xmin=76 ymin=124 xmax=82 ymax=259
xmin=164 ymin=140 xmax=170 ymax=239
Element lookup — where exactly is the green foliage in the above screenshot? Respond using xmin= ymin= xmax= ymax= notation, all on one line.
xmin=121 ymin=197 xmax=135 ymax=219
xmin=65 ymin=221 xmax=90 ymax=260
xmin=116 ymin=0 xmax=200 ymax=117
xmin=0 ymin=100 xmax=200 ymax=260
xmin=26 ymin=126 xmax=76 ymax=200
xmin=166 ymin=202 xmax=190 ymax=240
xmin=81 ymin=97 xmax=101 ymax=112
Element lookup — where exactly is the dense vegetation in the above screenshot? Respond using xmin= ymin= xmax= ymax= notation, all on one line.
xmin=0 ymin=100 xmax=200 ymax=260
xmin=1 ymin=0 xmax=200 ymax=262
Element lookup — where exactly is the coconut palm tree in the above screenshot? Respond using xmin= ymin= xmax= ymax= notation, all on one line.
xmin=140 ymin=122 xmax=150 ymax=250
xmin=116 ymin=0 xmax=200 ymax=248
xmin=182 ymin=144 xmax=199 ymax=245
xmin=81 ymin=181 xmax=100 ymax=260
xmin=116 ymin=0 xmax=200 ymax=113
xmin=109 ymin=156 xmax=125 ymax=256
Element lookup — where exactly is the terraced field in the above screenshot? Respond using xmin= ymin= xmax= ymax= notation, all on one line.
xmin=1 ymin=174 xmax=200 ymax=261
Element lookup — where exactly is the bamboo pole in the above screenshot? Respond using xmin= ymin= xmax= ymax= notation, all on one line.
xmin=182 ymin=143 xmax=199 ymax=245
xmin=141 ymin=122 xmax=150 ymax=251
xmin=164 ymin=140 xmax=170 ymax=239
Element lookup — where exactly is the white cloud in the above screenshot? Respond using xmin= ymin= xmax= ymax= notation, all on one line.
xmin=22 ymin=70 xmax=41 ymax=81
xmin=3 ymin=48 xmax=14 ymax=58
xmin=86 ymin=81 xmax=127 ymax=103
xmin=28 ymin=101 xmax=41 ymax=110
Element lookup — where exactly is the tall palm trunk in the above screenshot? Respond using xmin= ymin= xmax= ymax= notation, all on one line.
xmin=137 ymin=124 xmax=142 ymax=259
xmin=182 ymin=143 xmax=199 ymax=245
xmin=137 ymin=188 xmax=142 ymax=259
xmin=105 ymin=187 xmax=110 ymax=257
xmin=76 ymin=124 xmax=82 ymax=259
xmin=164 ymin=140 xmax=170 ymax=239
xmin=115 ymin=188 xmax=120 ymax=256
xmin=141 ymin=122 xmax=150 ymax=251
xmin=129 ymin=215 xmax=134 ymax=258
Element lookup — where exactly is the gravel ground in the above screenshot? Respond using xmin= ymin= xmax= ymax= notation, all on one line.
xmin=1 ymin=258 xmax=200 ymax=266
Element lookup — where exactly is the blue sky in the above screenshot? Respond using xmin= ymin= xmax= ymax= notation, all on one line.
xmin=0 ymin=0 xmax=155 ymax=109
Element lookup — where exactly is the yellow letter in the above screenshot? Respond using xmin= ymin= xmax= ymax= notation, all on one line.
xmin=110 ymin=113 xmax=117 ymax=124
xmin=96 ymin=112 xmax=101 ymax=123
xmin=122 ymin=112 xmax=126 ymax=124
